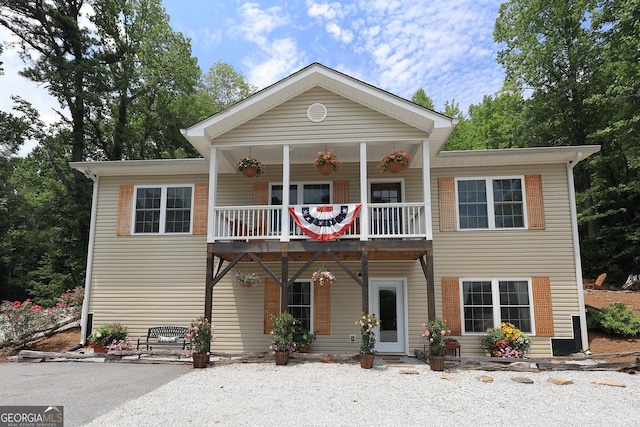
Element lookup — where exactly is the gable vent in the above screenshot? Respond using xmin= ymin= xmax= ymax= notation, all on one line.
xmin=307 ymin=103 xmax=327 ymax=122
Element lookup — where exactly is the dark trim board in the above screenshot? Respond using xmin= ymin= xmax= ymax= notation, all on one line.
xmin=551 ymin=315 xmax=583 ymax=356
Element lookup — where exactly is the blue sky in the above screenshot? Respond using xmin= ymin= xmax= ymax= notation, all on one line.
xmin=1 ymin=0 xmax=506 ymax=155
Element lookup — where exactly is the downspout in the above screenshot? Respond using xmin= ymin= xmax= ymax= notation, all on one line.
xmin=567 ymin=153 xmax=589 ymax=352
xmin=79 ymin=167 xmax=99 ymax=345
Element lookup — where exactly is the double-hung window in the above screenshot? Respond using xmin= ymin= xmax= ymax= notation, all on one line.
xmin=271 ymin=183 xmax=331 ymax=234
xmin=461 ymin=278 xmax=533 ymax=334
xmin=457 ymin=177 xmax=525 ymax=229
xmin=287 ymin=281 xmax=313 ymax=331
xmin=134 ymin=185 xmax=193 ymax=234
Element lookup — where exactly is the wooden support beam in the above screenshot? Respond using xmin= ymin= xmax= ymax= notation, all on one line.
xmin=205 ymin=253 xmax=214 ymax=321
xmin=280 ymin=245 xmax=289 ymax=312
xmin=247 ymin=252 xmax=282 ymax=286
xmin=419 ymin=254 xmax=436 ymax=320
xmin=361 ymin=250 xmax=369 ymax=313
xmin=327 ymin=252 xmax=364 ymax=287
xmin=286 ymin=250 xmax=324 ymax=285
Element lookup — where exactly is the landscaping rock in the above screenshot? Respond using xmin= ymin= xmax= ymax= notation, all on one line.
xmin=441 ymin=374 xmax=455 ymax=380
xmin=511 ymin=376 xmax=534 ymax=384
xmin=477 ymin=375 xmax=494 ymax=383
xmin=548 ymin=377 xmax=574 ymax=385
xmin=592 ymin=379 xmax=626 ymax=387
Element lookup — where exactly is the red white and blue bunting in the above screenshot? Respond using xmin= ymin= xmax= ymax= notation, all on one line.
xmin=288 ymin=204 xmax=362 ymax=241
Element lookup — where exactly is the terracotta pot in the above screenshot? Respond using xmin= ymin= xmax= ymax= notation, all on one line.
xmin=429 ymin=355 xmax=445 ymax=371
xmin=299 ymin=346 xmax=309 ymax=353
xmin=241 ymin=166 xmax=258 ymax=178
xmin=192 ymin=353 xmax=210 ymax=368
xmin=274 ymin=351 xmax=289 ymax=365
xmin=317 ymin=163 xmax=334 ymax=175
xmin=91 ymin=343 xmax=107 ymax=354
xmin=385 ymin=160 xmax=405 ymax=174
xmin=360 ymin=353 xmax=375 ymax=369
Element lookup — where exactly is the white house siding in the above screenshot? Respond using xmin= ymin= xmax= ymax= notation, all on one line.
xmin=89 ymin=175 xmax=209 ymax=341
xmin=431 ymin=163 xmax=579 ymax=357
xmin=215 ymin=87 xmax=427 ymax=145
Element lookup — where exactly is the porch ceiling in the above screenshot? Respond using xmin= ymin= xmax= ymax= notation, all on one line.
xmin=208 ymin=240 xmax=433 ymax=262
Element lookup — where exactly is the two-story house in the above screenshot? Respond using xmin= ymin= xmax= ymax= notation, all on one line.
xmin=70 ymin=63 xmax=600 ymax=357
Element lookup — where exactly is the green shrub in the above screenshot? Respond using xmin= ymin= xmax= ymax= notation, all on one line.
xmin=587 ymin=303 xmax=640 ymax=336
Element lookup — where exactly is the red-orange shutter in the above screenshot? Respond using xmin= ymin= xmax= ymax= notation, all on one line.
xmin=253 ymin=182 xmax=269 ymax=236
xmin=314 ymin=282 xmax=331 ymax=335
xmin=333 ymin=180 xmax=349 ymax=204
xmin=193 ymin=183 xmax=208 ymax=235
xmin=438 ymin=178 xmax=456 ymax=232
xmin=532 ymin=277 xmax=554 ymax=336
xmin=441 ymin=277 xmax=461 ymax=335
xmin=264 ymin=278 xmax=281 ymax=334
xmin=525 ymin=175 xmax=545 ymax=230
xmin=116 ymin=185 xmax=134 ymax=236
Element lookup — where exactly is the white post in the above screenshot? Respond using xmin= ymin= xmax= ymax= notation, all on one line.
xmin=208 ymin=147 xmax=218 ymax=242
xmin=282 ymin=145 xmax=291 ymax=242
xmin=422 ymin=140 xmax=433 ymax=240
xmin=360 ymin=142 xmax=369 ymax=240
xmin=80 ymin=170 xmax=99 ymax=345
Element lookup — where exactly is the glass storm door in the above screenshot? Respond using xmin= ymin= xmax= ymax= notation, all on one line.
xmin=371 ymin=280 xmax=405 ymax=353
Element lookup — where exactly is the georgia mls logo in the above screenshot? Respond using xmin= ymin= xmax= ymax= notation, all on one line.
xmin=0 ymin=405 xmax=64 ymax=427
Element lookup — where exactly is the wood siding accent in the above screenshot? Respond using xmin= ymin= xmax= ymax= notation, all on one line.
xmin=525 ymin=175 xmax=545 ymax=230
xmin=253 ymin=182 xmax=269 ymax=205
xmin=333 ymin=180 xmax=349 ymax=204
xmin=116 ymin=185 xmax=134 ymax=236
xmin=532 ymin=277 xmax=554 ymax=336
xmin=441 ymin=277 xmax=462 ymax=335
xmin=264 ymin=278 xmax=280 ymax=334
xmin=438 ymin=178 xmax=456 ymax=232
xmin=314 ymin=282 xmax=331 ymax=335
xmin=193 ymin=183 xmax=208 ymax=235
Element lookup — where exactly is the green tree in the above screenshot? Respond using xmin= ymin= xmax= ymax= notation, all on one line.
xmin=411 ymin=88 xmax=435 ymax=110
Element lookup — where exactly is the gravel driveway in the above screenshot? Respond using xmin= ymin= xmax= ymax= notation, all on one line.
xmin=82 ymin=360 xmax=640 ymax=427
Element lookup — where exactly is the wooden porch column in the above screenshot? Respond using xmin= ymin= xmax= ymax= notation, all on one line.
xmin=204 ymin=252 xmax=214 ymax=321
xmin=419 ymin=252 xmax=436 ymax=320
xmin=280 ymin=245 xmax=289 ymax=312
xmin=360 ymin=250 xmax=369 ymax=313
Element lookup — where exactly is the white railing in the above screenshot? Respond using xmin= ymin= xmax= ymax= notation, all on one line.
xmin=212 ymin=203 xmax=426 ymax=241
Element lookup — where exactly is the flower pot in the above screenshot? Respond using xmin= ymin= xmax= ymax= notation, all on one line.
xmin=360 ymin=353 xmax=375 ymax=369
xmin=91 ymin=343 xmax=107 ymax=354
xmin=386 ymin=160 xmax=405 ymax=174
xmin=317 ymin=163 xmax=334 ymax=176
xmin=429 ymin=355 xmax=445 ymax=371
xmin=241 ymin=166 xmax=258 ymax=178
xmin=192 ymin=353 xmax=210 ymax=368
xmin=274 ymin=351 xmax=289 ymax=365
xmin=299 ymin=346 xmax=309 ymax=353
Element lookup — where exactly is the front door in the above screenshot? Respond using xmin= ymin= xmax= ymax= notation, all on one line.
xmin=371 ymin=279 xmax=406 ymax=353
xmin=371 ymin=182 xmax=402 ymax=235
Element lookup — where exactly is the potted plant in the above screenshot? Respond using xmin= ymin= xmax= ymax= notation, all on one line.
xmin=378 ymin=150 xmax=411 ymax=173
xmin=294 ymin=327 xmax=316 ymax=353
xmin=311 ymin=265 xmax=336 ymax=286
xmin=421 ymin=318 xmax=450 ymax=371
xmin=89 ymin=322 xmax=129 ymax=353
xmin=356 ymin=313 xmax=380 ymax=369
xmin=480 ymin=322 xmax=530 ymax=358
xmin=234 ymin=157 xmax=265 ymax=178
xmin=234 ymin=267 xmax=261 ymax=288
xmin=313 ymin=149 xmax=342 ymax=175
xmin=269 ymin=312 xmax=297 ymax=365
xmin=186 ymin=316 xmax=215 ymax=368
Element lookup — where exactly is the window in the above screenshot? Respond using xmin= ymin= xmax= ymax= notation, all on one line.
xmin=461 ymin=278 xmax=533 ymax=334
xmin=134 ymin=185 xmax=193 ymax=234
xmin=457 ymin=178 xmax=525 ymax=229
xmin=271 ymin=183 xmax=331 ymax=234
xmin=287 ymin=281 xmax=312 ymax=331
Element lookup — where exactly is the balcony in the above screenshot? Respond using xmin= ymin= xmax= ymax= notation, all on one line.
xmin=212 ymin=202 xmax=428 ymax=241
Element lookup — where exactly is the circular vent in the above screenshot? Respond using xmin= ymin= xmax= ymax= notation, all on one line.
xmin=307 ymin=103 xmax=327 ymax=122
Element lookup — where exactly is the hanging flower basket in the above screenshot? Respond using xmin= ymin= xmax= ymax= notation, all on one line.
xmin=235 ymin=157 xmax=264 ymax=178
xmin=313 ymin=149 xmax=341 ymax=175
xmin=311 ymin=265 xmax=336 ymax=286
xmin=234 ymin=267 xmax=261 ymax=288
xmin=378 ymin=150 xmax=411 ymax=173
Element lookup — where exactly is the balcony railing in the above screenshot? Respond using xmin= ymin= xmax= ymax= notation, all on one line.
xmin=212 ymin=203 xmax=427 ymax=241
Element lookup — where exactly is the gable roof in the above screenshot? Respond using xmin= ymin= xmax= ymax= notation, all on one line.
xmin=181 ymin=62 xmax=457 ymax=159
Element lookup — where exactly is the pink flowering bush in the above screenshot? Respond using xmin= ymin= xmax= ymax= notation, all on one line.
xmin=269 ymin=312 xmax=297 ymax=353
xmin=186 ymin=316 xmax=214 ymax=356
xmin=356 ymin=313 xmax=380 ymax=354
xmin=311 ymin=269 xmax=336 ymax=286
xmin=421 ymin=318 xmax=451 ymax=356
xmin=105 ymin=338 xmax=136 ymax=353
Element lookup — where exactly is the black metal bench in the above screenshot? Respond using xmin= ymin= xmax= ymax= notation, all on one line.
xmin=137 ymin=326 xmax=190 ymax=353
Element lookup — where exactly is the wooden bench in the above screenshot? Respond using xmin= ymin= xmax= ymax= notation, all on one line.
xmin=137 ymin=326 xmax=190 ymax=355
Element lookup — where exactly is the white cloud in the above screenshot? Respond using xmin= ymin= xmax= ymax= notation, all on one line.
xmin=238 ymin=2 xmax=289 ymax=47
xmin=306 ymin=1 xmax=340 ymax=20
xmin=325 ymin=22 xmax=353 ymax=44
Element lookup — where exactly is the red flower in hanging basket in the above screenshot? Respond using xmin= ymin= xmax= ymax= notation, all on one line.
xmin=313 ymin=149 xmax=342 ymax=174
xmin=378 ymin=150 xmax=411 ymax=173
xmin=235 ymin=157 xmax=264 ymax=177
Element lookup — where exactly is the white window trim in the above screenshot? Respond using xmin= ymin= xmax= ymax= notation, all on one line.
xmin=459 ymin=277 xmax=536 ymax=335
xmin=132 ymin=184 xmax=194 ymax=235
xmin=287 ymin=279 xmax=314 ymax=333
xmin=455 ymin=176 xmax=528 ymax=230
xmin=367 ymin=178 xmax=405 ymax=203
xmin=270 ymin=181 xmax=333 ymax=205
